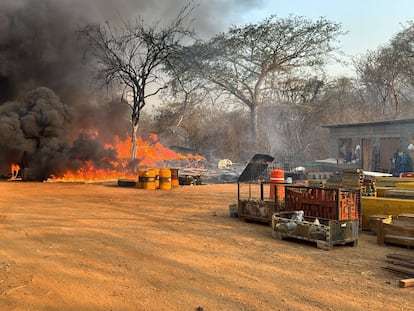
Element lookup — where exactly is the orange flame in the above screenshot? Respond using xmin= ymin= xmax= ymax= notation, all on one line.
xmin=10 ymin=163 xmax=21 ymax=179
xmin=51 ymin=133 xmax=204 ymax=182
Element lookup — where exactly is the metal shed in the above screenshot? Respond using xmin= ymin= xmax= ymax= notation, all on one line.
xmin=322 ymin=119 xmax=414 ymax=173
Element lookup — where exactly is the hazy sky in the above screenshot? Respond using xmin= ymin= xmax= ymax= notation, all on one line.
xmin=234 ymin=0 xmax=414 ymax=76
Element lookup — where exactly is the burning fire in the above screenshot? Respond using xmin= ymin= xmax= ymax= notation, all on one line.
xmin=10 ymin=163 xmax=21 ymax=180
xmin=49 ymin=133 xmax=204 ymax=182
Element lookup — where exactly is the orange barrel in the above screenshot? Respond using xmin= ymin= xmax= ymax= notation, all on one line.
xmin=171 ymin=168 xmax=179 ymax=187
xmin=137 ymin=169 xmax=145 ymax=188
xmin=143 ymin=169 xmax=157 ymax=190
xmin=159 ymin=168 xmax=172 ymax=190
xmin=269 ymin=169 xmax=285 ymax=200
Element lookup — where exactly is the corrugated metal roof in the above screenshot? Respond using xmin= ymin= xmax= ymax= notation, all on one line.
xmin=322 ymin=118 xmax=414 ymax=128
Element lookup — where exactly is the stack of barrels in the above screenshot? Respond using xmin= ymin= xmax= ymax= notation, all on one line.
xmin=137 ymin=168 xmax=179 ymax=190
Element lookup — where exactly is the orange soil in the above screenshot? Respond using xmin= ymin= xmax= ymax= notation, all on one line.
xmin=0 ymin=181 xmax=413 ymax=310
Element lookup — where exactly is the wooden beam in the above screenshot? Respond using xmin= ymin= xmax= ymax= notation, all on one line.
xmin=383 ymin=266 xmax=414 ymax=278
xmin=387 ymin=259 xmax=414 ymax=270
xmin=399 ymin=278 xmax=414 ymax=288
xmin=387 ymin=253 xmax=414 ymax=263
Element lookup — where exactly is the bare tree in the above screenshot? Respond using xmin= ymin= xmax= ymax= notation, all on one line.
xmin=153 ymin=102 xmax=250 ymax=161
xmin=355 ymin=22 xmax=414 ymax=117
xmin=78 ymin=4 xmax=194 ymax=159
xmin=175 ymin=15 xmax=343 ymax=146
xmin=355 ymin=47 xmax=404 ymax=116
xmin=260 ymin=75 xmax=325 ymax=157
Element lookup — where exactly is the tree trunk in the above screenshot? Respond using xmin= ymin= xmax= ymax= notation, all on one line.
xmin=130 ymin=123 xmax=139 ymax=160
xmin=251 ymin=76 xmax=263 ymax=146
xmin=250 ymin=105 xmax=258 ymax=143
xmin=391 ymin=86 xmax=400 ymax=115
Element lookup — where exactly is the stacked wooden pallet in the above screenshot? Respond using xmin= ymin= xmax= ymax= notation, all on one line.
xmin=307 ymin=179 xmax=325 ymax=188
xmin=324 ymin=173 xmax=342 ymax=188
xmin=341 ymin=169 xmax=364 ymax=189
xmin=325 ymin=170 xmax=375 ymax=197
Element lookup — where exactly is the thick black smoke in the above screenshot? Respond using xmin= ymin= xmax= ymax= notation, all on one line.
xmin=0 ymin=87 xmax=120 ymax=179
xmin=0 ymin=0 xmax=262 ymax=179
xmin=0 ymin=0 xmax=132 ymax=179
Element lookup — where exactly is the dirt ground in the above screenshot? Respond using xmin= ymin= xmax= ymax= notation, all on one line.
xmin=0 ymin=181 xmax=413 ymax=311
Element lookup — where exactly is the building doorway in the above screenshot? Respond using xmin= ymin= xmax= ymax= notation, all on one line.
xmin=379 ymin=137 xmax=400 ymax=173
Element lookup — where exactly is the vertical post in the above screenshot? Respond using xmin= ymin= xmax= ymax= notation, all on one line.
xmin=260 ymin=182 xmax=264 ymax=201
xmin=335 ymin=188 xmax=339 ymax=220
xmin=275 ymin=184 xmax=278 ymax=203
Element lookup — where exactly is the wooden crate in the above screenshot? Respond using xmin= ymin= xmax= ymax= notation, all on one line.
xmin=271 ymin=212 xmax=358 ymax=251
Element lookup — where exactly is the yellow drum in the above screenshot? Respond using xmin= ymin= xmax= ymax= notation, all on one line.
xmin=137 ymin=169 xmax=145 ymax=189
xmin=143 ymin=169 xmax=157 ymax=190
xmin=159 ymin=168 xmax=172 ymax=190
xmin=154 ymin=168 xmax=160 ymax=189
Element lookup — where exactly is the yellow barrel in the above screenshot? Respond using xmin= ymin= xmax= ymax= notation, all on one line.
xmin=143 ymin=169 xmax=157 ymax=190
xmin=171 ymin=168 xmax=179 ymax=187
xmin=159 ymin=168 xmax=172 ymax=190
xmin=154 ymin=168 xmax=160 ymax=189
xmin=137 ymin=169 xmax=145 ymax=189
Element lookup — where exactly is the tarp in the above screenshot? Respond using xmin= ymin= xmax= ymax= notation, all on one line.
xmin=237 ymin=154 xmax=274 ymax=182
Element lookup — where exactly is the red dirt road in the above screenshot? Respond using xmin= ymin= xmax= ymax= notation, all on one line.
xmin=0 ymin=181 xmax=413 ymax=310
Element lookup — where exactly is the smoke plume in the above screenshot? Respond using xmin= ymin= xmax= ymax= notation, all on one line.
xmin=0 ymin=0 xmax=262 ymax=179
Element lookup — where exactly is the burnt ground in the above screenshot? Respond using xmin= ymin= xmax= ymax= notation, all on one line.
xmin=0 ymin=181 xmax=413 ymax=310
